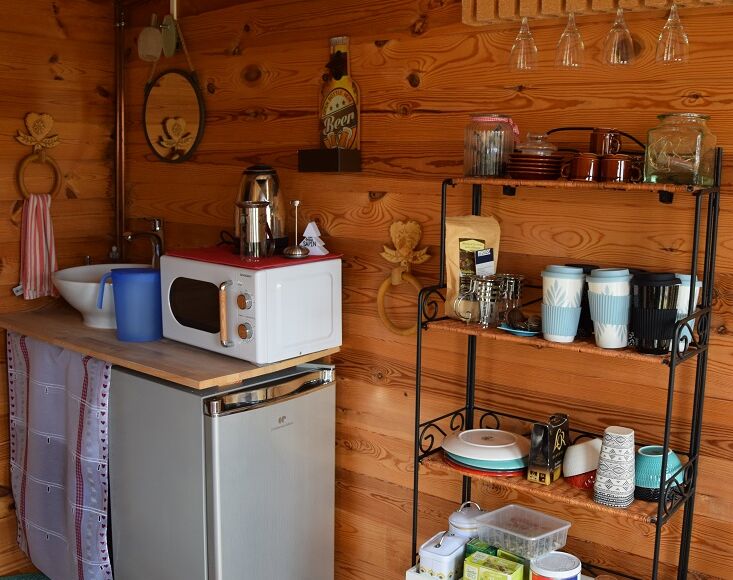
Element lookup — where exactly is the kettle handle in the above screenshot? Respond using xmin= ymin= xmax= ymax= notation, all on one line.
xmin=96 ymin=272 xmax=113 ymax=310
xmin=458 ymin=501 xmax=482 ymax=513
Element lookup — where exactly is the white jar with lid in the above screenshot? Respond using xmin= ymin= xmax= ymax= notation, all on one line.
xmin=448 ymin=501 xmax=485 ymax=538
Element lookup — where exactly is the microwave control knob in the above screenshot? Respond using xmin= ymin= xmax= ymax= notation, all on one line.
xmin=237 ymin=293 xmax=253 ymax=310
xmin=237 ymin=323 xmax=253 ymax=341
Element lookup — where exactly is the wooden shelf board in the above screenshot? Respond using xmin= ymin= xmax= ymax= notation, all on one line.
xmin=450 ymin=177 xmax=699 ymax=194
xmin=0 ymin=303 xmax=339 ymax=390
xmin=427 ymin=319 xmax=669 ymax=364
xmin=423 ymin=453 xmax=662 ymax=524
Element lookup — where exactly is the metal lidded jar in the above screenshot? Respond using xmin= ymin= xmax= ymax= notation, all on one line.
xmin=464 ymin=113 xmax=517 ymax=177
xmin=644 ymin=112 xmax=716 ymax=186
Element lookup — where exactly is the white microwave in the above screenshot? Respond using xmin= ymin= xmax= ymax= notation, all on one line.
xmin=160 ymin=253 xmax=342 ymax=365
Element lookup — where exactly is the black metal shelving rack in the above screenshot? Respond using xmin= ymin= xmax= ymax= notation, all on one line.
xmin=410 ymin=148 xmax=722 ymax=580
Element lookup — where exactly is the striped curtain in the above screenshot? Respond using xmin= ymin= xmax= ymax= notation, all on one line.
xmin=7 ymin=333 xmax=112 ymax=580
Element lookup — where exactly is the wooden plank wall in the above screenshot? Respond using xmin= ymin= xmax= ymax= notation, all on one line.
xmin=0 ymin=0 xmax=116 ymax=573
xmin=124 ymin=1 xmax=733 ymax=578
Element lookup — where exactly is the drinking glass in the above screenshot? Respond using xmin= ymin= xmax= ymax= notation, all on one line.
xmin=509 ymin=17 xmax=538 ymax=71
xmin=555 ymin=12 xmax=584 ymax=69
xmin=656 ymin=4 xmax=689 ymax=64
xmin=602 ymin=8 xmax=635 ymax=65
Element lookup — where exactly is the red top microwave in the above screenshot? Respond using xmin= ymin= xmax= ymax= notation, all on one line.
xmin=160 ymin=249 xmax=342 ymax=365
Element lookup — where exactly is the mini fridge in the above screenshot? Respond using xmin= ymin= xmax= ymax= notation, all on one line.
xmin=109 ymin=364 xmax=335 ymax=579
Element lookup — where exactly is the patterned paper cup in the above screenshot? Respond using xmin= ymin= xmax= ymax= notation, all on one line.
xmin=542 ymin=303 xmax=582 ymax=343
xmin=588 ymin=291 xmax=631 ymax=349
xmin=542 ymin=270 xmax=585 ymax=308
xmin=603 ymin=426 xmax=635 ymax=448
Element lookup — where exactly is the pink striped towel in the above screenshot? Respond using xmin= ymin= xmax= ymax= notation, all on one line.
xmin=21 ymin=193 xmax=58 ymax=299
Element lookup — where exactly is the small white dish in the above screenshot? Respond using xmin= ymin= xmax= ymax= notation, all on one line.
xmin=442 ymin=429 xmax=530 ymax=462
xmin=563 ymin=438 xmax=603 ymax=477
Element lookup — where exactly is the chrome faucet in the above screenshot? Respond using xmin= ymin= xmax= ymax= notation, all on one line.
xmin=123 ymin=231 xmax=164 ymax=269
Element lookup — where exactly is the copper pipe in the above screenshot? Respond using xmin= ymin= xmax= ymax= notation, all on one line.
xmin=115 ymin=0 xmax=126 ymax=260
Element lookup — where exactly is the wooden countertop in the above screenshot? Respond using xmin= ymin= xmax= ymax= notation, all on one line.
xmin=0 ymin=303 xmax=339 ymax=390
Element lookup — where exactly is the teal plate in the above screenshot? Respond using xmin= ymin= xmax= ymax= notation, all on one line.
xmin=445 ymin=451 xmax=529 ymax=470
xmin=498 ymin=323 xmax=540 ymax=337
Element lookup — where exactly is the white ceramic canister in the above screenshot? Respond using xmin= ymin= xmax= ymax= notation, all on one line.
xmin=418 ymin=531 xmax=467 ymax=580
xmin=448 ymin=501 xmax=485 ymax=538
xmin=530 ymin=551 xmax=582 ymax=580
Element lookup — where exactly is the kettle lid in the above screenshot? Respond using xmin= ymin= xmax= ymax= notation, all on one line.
xmin=245 ymin=164 xmax=276 ymax=175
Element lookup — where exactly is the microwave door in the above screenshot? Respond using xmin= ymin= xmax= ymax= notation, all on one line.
xmin=266 ymin=262 xmax=341 ymax=361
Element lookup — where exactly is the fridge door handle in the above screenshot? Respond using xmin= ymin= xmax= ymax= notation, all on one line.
xmin=206 ymin=368 xmax=335 ymax=416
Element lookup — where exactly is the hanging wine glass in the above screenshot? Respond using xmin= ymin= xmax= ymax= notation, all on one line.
xmin=555 ymin=12 xmax=584 ymax=69
xmin=602 ymin=8 xmax=635 ymax=65
xmin=509 ymin=17 xmax=538 ymax=71
xmin=656 ymin=4 xmax=689 ymax=64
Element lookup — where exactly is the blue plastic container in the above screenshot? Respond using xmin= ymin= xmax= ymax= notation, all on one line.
xmin=97 ymin=268 xmax=162 ymax=342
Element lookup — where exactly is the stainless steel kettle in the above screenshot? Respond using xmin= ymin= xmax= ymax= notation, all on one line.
xmin=236 ymin=165 xmax=287 ymax=254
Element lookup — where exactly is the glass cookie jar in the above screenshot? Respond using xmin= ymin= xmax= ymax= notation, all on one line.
xmin=464 ymin=114 xmax=517 ymax=177
xmin=644 ymin=112 xmax=716 ymax=186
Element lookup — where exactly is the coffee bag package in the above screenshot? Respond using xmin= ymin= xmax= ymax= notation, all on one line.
xmin=445 ymin=215 xmax=501 ymax=319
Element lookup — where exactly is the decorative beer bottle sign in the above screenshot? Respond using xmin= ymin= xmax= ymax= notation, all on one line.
xmin=320 ymin=36 xmax=360 ymax=150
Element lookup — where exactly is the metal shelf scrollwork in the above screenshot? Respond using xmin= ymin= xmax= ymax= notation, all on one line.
xmin=419 ymin=284 xmax=447 ymax=327
xmin=417 ymin=408 xmax=466 ymax=461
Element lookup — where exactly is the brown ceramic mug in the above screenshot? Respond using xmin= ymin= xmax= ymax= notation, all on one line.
xmin=600 ymin=154 xmax=642 ymax=182
xmin=561 ymin=152 xmax=599 ymax=181
xmin=590 ymin=128 xmax=622 ymax=156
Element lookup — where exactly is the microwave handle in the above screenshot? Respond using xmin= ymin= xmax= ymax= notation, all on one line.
xmin=219 ymin=281 xmax=234 ymax=347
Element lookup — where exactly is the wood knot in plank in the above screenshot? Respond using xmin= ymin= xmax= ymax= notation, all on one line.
xmin=96 ymin=85 xmax=111 ymax=99
xmin=374 ymin=39 xmax=389 ymax=47
xmin=49 ymin=54 xmax=59 ymax=64
xmin=369 ymin=191 xmax=387 ymax=201
xmin=206 ymin=80 xmax=217 ymax=94
xmin=407 ymin=72 xmax=421 ymax=88
xmin=241 ymin=65 xmax=262 ymax=84
xmin=717 ymin=325 xmax=727 ymax=335
xmin=242 ymin=108 xmax=267 ymax=120
xmin=397 ymin=103 xmax=413 ymax=117
xmin=243 ymin=24 xmax=251 ymax=33
xmin=230 ymin=45 xmax=242 ymax=56
xmin=411 ymin=15 xmax=428 ymax=35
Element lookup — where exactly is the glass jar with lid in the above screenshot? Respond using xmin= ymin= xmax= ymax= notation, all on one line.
xmin=516 ymin=133 xmax=557 ymax=156
xmin=464 ymin=114 xmax=518 ymax=177
xmin=644 ymin=112 xmax=716 ymax=186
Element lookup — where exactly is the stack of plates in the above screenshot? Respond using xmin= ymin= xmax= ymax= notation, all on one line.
xmin=442 ymin=429 xmax=530 ymax=476
xmin=508 ymin=153 xmax=564 ymax=180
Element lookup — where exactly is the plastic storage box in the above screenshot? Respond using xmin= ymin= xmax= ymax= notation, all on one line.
xmin=475 ymin=504 xmax=571 ymax=559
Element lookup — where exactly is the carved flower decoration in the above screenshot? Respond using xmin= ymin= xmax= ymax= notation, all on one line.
xmin=158 ymin=117 xmax=195 ymax=160
xmin=16 ymin=113 xmax=60 ymax=153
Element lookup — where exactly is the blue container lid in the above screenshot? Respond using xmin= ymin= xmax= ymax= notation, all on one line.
xmin=544 ymin=265 xmax=584 ymax=275
xmin=589 ymin=268 xmax=631 ymax=279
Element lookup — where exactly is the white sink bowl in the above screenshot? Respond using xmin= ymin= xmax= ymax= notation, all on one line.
xmin=53 ymin=264 xmax=150 ymax=329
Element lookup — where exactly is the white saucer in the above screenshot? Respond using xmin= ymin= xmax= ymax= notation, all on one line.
xmin=442 ymin=429 xmax=531 ymax=462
